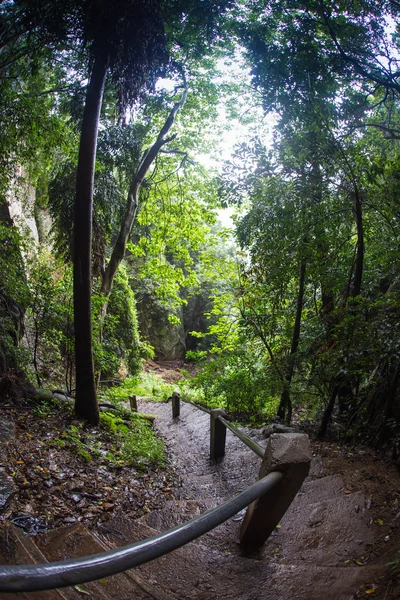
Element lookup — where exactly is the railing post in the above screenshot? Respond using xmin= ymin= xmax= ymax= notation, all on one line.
xmin=210 ymin=409 xmax=227 ymax=460
xmin=172 ymin=390 xmax=180 ymax=419
xmin=129 ymin=395 xmax=137 ymax=412
xmin=240 ymin=433 xmax=311 ymax=550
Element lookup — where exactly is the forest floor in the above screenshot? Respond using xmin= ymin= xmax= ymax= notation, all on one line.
xmin=0 ymin=402 xmax=179 ymax=532
xmin=0 ymin=363 xmax=399 ymax=598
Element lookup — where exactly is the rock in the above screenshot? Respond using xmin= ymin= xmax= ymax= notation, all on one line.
xmin=0 ymin=469 xmax=17 ymax=510
xmin=136 ymin=288 xmax=186 ymax=360
xmin=52 ymin=392 xmax=73 ymax=403
xmin=262 ymin=423 xmax=296 ymax=438
xmin=0 ymin=419 xmax=15 ymax=442
xmin=249 ymin=428 xmax=264 ymax=440
xmin=31 ymin=389 xmax=54 ymax=402
xmin=308 ymin=503 xmax=327 ymax=527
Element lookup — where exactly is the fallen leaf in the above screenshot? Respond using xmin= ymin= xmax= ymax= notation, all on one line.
xmin=376 ymin=518 xmax=384 ymax=526
xmin=74 ymin=584 xmax=91 ymax=596
xmin=365 ymin=587 xmax=376 ymax=595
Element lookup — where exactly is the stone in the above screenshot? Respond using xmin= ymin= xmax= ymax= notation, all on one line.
xmin=0 ymin=469 xmax=16 ymax=510
xmin=0 ymin=419 xmax=15 ymax=443
xmin=263 ymin=433 xmax=312 ymax=473
xmin=240 ymin=433 xmax=312 ymax=549
xmin=262 ymin=423 xmax=296 ymax=438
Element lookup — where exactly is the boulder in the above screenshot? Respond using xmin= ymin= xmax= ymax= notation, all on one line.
xmin=261 ymin=423 xmax=296 ymax=438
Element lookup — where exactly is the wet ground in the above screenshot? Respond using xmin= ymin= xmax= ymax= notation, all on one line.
xmin=0 ymin=396 xmax=399 ymax=599
xmin=132 ymin=398 xmax=400 ymax=600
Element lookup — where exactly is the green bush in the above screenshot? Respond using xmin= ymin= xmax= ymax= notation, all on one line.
xmin=95 ymin=266 xmax=150 ymax=380
xmin=189 ymin=348 xmax=280 ymax=419
xmin=101 ymin=372 xmax=175 ymax=405
xmin=99 ymin=411 xmax=165 ymax=468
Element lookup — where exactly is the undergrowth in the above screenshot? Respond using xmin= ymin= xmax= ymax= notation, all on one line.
xmin=99 ymin=411 xmax=165 ymax=468
xmin=100 ymin=372 xmax=175 ymax=405
xmin=34 ymin=393 xmax=166 ymax=469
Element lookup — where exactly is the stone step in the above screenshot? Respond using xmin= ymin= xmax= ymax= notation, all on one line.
xmin=92 ymin=514 xmax=391 ymax=600
xmin=0 ymin=522 xmax=72 ymax=600
xmin=294 ymin=473 xmax=345 ymax=504
xmin=36 ymin=522 xmax=177 ymax=600
xmin=138 ymin=499 xmax=218 ymax=531
xmin=264 ymin=490 xmax=377 ymax=566
xmin=96 ymin=514 xmax=224 ymax=599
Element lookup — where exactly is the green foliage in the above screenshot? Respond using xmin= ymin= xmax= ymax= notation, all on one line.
xmin=389 ymin=551 xmax=400 ymax=577
xmin=189 ymin=345 xmax=280 ymax=418
xmin=99 ymin=411 xmax=165 ymax=468
xmin=26 ymin=249 xmax=73 ymax=388
xmin=101 ymin=372 xmax=175 ymax=404
xmin=93 ymin=266 xmax=146 ymax=379
xmin=32 ymin=393 xmax=63 ymax=418
xmin=45 ymin=406 xmax=165 ymax=468
xmin=0 ymin=225 xmax=34 ymax=374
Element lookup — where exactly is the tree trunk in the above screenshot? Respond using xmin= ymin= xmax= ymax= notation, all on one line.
xmin=351 ymin=187 xmax=364 ymax=298
xmin=317 ymin=384 xmax=339 ymax=440
xmin=73 ymin=51 xmax=108 ymax=425
xmin=277 ymin=260 xmax=306 ymax=424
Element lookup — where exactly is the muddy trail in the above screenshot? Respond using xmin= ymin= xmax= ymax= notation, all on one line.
xmin=0 ymin=397 xmax=399 ymax=600
xmin=132 ymin=398 xmax=399 ymax=600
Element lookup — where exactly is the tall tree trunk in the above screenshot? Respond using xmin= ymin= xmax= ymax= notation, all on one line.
xmin=277 ymin=260 xmax=306 ymax=424
xmin=351 ymin=187 xmax=364 ymax=298
xmin=73 ymin=51 xmax=108 ymax=425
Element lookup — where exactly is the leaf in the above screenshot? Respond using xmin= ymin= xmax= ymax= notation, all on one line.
xmin=376 ymin=518 xmax=384 ymax=525
xmin=74 ymin=585 xmax=91 ymax=596
xmin=365 ymin=587 xmax=376 ymax=594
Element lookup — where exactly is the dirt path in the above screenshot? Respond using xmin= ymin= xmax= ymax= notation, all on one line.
xmin=0 ymin=396 xmax=398 ymax=599
xmin=134 ymin=398 xmax=400 ymax=600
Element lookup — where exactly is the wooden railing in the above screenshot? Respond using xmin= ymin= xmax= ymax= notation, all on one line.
xmin=173 ymin=391 xmax=311 ymax=548
xmin=0 ymin=391 xmax=311 ymax=593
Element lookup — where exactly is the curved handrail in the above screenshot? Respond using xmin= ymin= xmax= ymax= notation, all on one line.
xmin=0 ymin=471 xmax=283 ymax=593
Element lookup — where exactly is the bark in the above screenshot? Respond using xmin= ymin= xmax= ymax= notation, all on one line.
xmin=317 ymin=384 xmax=339 ymax=440
xmin=99 ymin=85 xmax=188 ymax=310
xmin=73 ymin=51 xmax=108 ymax=425
xmin=277 ymin=260 xmax=306 ymax=424
xmin=351 ymin=187 xmax=364 ymax=298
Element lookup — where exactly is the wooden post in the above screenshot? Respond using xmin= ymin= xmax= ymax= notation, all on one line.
xmin=210 ymin=409 xmax=227 ymax=460
xmin=172 ymin=390 xmax=180 ymax=419
xmin=240 ymin=433 xmax=311 ymax=550
xmin=129 ymin=395 xmax=137 ymax=412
